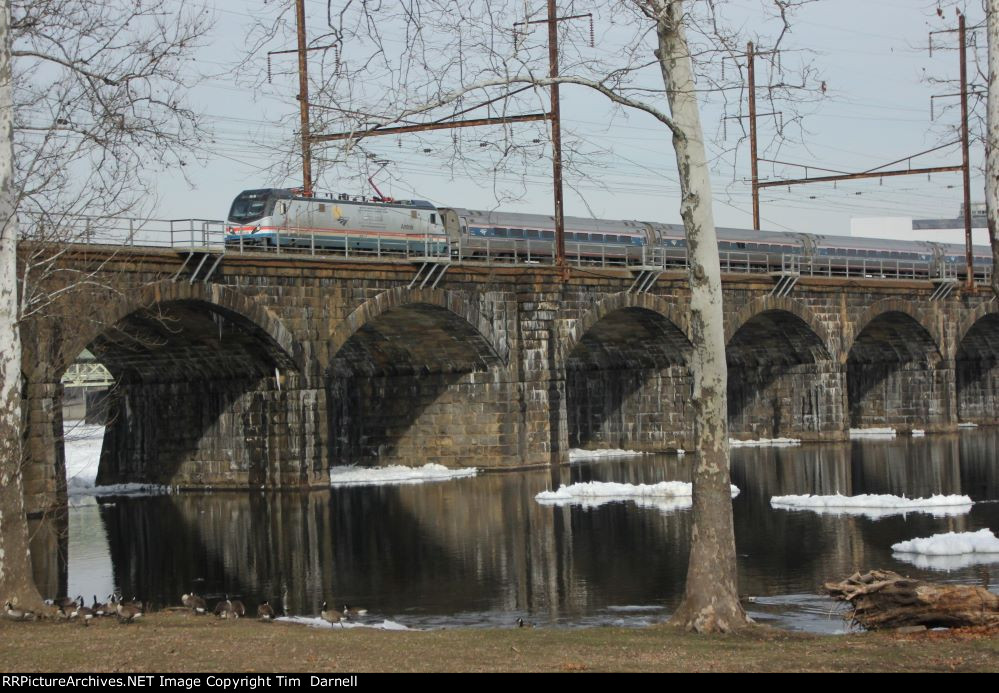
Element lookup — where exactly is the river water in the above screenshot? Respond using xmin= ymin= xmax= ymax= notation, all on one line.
xmin=50 ymin=430 xmax=999 ymax=633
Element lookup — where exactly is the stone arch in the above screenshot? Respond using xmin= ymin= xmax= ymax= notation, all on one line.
xmin=23 ymin=280 xmax=321 ymax=501
xmin=36 ymin=280 xmax=301 ymax=383
xmin=955 ymin=302 xmax=999 ymax=353
xmin=725 ymin=296 xmax=836 ymax=360
xmin=561 ymin=292 xmax=690 ymax=367
xmin=726 ymin=301 xmax=842 ymax=440
xmin=561 ymin=292 xmax=694 ymax=452
xmin=846 ymin=303 xmax=951 ymax=430
xmin=848 ymin=299 xmax=944 ymax=363
xmin=954 ymin=306 xmax=999 ymax=424
xmin=326 ymin=287 xmax=512 ymax=469
xmin=330 ymin=286 xmax=507 ymax=368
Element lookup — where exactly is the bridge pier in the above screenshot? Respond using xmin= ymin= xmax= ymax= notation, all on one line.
xmin=99 ymin=374 xmax=327 ymax=489
xmin=23 ymin=381 xmax=66 ymax=516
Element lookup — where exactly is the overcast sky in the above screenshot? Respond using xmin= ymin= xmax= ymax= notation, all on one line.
xmin=154 ymin=0 xmax=987 ymax=237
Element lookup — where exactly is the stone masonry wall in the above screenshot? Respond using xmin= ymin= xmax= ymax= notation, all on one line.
xmin=17 ymin=246 xmax=999 ymax=514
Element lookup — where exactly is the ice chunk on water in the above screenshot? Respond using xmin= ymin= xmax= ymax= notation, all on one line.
xmin=770 ymin=493 xmax=973 ymax=518
xmin=892 ymin=528 xmax=999 ymax=556
xmin=329 ymin=464 xmax=477 ymax=486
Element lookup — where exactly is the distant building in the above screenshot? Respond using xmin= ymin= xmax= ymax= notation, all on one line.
xmin=851 ymin=203 xmax=990 ymax=247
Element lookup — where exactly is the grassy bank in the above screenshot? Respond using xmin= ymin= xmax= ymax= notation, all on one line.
xmin=2 ymin=612 xmax=998 ymax=672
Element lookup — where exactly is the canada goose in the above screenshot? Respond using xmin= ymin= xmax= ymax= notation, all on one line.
xmin=257 ymin=601 xmax=275 ymax=621
xmin=181 ymin=593 xmax=207 ymax=614
xmin=220 ymin=594 xmax=245 ymax=619
xmin=516 ymin=617 xmax=536 ymax=628
xmin=70 ymin=597 xmax=94 ymax=624
xmin=52 ymin=596 xmax=77 ymax=610
xmin=96 ymin=594 xmax=116 ymax=617
xmin=116 ymin=601 xmax=143 ymax=623
xmin=4 ymin=601 xmax=37 ymax=621
xmin=213 ymin=599 xmax=231 ymax=618
xmin=229 ymin=599 xmax=246 ymax=619
xmin=342 ymin=604 xmax=367 ymax=619
xmin=320 ymin=601 xmax=344 ymax=627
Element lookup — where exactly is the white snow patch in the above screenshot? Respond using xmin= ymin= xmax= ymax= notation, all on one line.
xmin=329 ymin=464 xmax=476 ymax=486
xmin=568 ymin=448 xmax=645 ymax=461
xmin=958 ymin=422 xmax=979 ymax=429
xmin=64 ymin=422 xmax=170 ymax=497
xmin=849 ymin=427 xmax=896 ymax=438
xmin=536 ymin=480 xmax=739 ymax=511
xmin=770 ymin=493 xmax=973 ymax=518
xmin=278 ymin=615 xmax=411 ymax=631
xmin=893 ymin=553 xmax=999 ymax=571
xmin=729 ymin=437 xmax=801 ymax=448
xmin=605 ymin=605 xmax=664 ymax=612
xmin=911 ymin=429 xmax=926 ymax=437
xmin=892 ymin=529 xmax=999 ymax=556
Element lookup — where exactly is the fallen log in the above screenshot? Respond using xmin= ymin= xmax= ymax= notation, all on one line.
xmin=824 ymin=570 xmax=999 ymax=630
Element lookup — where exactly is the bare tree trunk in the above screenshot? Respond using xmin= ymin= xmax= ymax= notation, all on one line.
xmin=0 ymin=0 xmax=42 ymax=609
xmin=987 ymin=0 xmax=999 ymax=298
xmin=656 ymin=0 xmax=749 ymax=633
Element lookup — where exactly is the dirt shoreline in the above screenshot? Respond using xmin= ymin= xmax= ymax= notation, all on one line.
xmin=1 ymin=612 xmax=998 ymax=672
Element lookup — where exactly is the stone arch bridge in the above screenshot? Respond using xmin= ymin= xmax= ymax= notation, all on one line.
xmin=20 ymin=246 xmax=999 ymax=513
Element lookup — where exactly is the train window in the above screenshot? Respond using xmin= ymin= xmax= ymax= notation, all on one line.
xmin=430 ymin=214 xmax=436 ymax=224
xmin=493 ymin=228 xmax=508 ymax=238
xmin=509 ymin=229 xmax=525 ymax=239
xmin=541 ymin=231 xmax=555 ymax=240
xmin=527 ymin=229 xmax=540 ymax=239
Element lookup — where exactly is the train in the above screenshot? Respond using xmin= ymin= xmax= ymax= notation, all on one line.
xmin=224 ymin=188 xmax=993 ymax=279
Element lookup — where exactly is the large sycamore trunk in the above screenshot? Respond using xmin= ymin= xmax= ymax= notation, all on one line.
xmin=988 ymin=0 xmax=999 ymax=298
xmin=656 ymin=0 xmax=749 ymax=633
xmin=0 ymin=0 xmax=42 ymax=609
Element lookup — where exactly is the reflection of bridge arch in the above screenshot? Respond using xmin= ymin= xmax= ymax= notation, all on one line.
xmin=562 ymin=293 xmax=693 ymax=451
xmin=726 ymin=302 xmax=842 ymax=440
xmin=846 ymin=305 xmax=950 ymax=430
xmin=327 ymin=288 xmax=510 ymax=468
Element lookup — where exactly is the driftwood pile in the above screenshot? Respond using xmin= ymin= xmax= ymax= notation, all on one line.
xmin=824 ymin=570 xmax=999 ymax=630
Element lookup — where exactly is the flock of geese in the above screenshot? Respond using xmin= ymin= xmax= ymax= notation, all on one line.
xmin=4 ymin=595 xmax=143 ymax=624
xmin=3 ymin=593 xmax=368 ymax=627
xmin=181 ymin=593 xmax=368 ymax=626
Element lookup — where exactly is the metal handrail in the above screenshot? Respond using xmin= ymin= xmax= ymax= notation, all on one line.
xmin=17 ymin=213 xmax=991 ymax=282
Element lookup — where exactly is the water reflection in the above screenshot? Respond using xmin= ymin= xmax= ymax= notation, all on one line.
xmin=39 ymin=429 xmax=999 ymax=632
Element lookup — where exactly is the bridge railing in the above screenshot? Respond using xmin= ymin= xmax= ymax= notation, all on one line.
xmin=19 ymin=214 xmax=228 ymax=249
xmin=776 ymin=254 xmax=961 ymax=281
xmin=23 ymin=213 xmax=994 ymax=285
